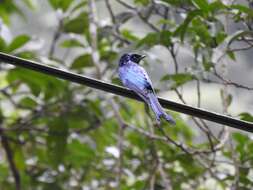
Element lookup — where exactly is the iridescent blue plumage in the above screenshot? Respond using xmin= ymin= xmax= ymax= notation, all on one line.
xmin=118 ymin=53 xmax=175 ymax=125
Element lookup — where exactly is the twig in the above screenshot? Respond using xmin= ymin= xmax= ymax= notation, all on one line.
xmin=0 ymin=128 xmax=21 ymax=190
xmin=158 ymin=127 xmax=191 ymax=154
xmin=168 ymin=44 xmax=179 ymax=73
xmin=116 ymin=0 xmax=159 ymax=32
xmin=49 ymin=19 xmax=63 ymax=59
xmin=213 ymin=67 xmax=253 ymax=90
xmin=229 ymin=44 xmax=253 ymax=52
xmin=174 ymin=89 xmax=217 ymax=150
xmin=162 ymin=7 xmax=169 ymax=31
xmin=229 ymin=137 xmax=240 ymax=190
xmin=202 ymin=77 xmax=253 ymax=91
xmin=105 ymin=0 xmax=116 ymax=24
xmin=196 ymin=80 xmax=201 ymax=107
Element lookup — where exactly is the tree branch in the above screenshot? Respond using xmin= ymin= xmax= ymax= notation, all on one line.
xmin=0 ymin=128 xmax=21 ymax=190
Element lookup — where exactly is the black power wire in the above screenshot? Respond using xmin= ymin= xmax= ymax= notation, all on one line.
xmin=0 ymin=52 xmax=252 ymax=132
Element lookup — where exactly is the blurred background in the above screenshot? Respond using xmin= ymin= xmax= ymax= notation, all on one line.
xmin=0 ymin=0 xmax=252 ymax=189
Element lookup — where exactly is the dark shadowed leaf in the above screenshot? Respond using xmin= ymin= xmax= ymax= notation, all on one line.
xmin=71 ymin=54 xmax=93 ymax=69
xmin=137 ymin=30 xmax=172 ymax=47
xmin=0 ymin=37 xmax=7 ymax=51
xmin=19 ymin=96 xmax=38 ymax=109
xmin=47 ymin=117 xmax=69 ymax=167
xmin=7 ymin=68 xmax=66 ymax=98
xmin=239 ymin=113 xmax=253 ymax=122
xmin=63 ymin=12 xmax=89 ymax=34
xmin=66 ymin=139 xmax=95 ymax=168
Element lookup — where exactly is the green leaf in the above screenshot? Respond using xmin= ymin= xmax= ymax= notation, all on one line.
xmin=137 ymin=30 xmax=172 ymax=47
xmin=230 ymin=4 xmax=253 ymax=17
xmin=7 ymin=35 xmax=30 ymax=53
xmin=47 ymin=117 xmax=69 ymax=167
xmin=100 ymin=50 xmax=117 ymax=63
xmin=23 ymin=0 xmax=37 ymax=10
xmin=0 ymin=37 xmax=7 ymax=51
xmin=227 ymin=50 xmax=236 ymax=61
xmin=60 ymin=39 xmax=85 ymax=48
xmin=19 ymin=96 xmax=38 ymax=109
xmin=190 ymin=18 xmax=214 ymax=46
xmin=161 ymin=73 xmax=195 ymax=88
xmin=0 ymin=2 xmax=24 ymax=25
xmin=134 ymin=0 xmax=150 ymax=5
xmin=71 ymin=54 xmax=93 ymax=69
xmin=191 ymin=0 xmax=209 ymax=12
xmin=0 ymin=165 xmax=9 ymax=182
xmin=15 ymin=51 xmax=37 ymax=59
xmin=202 ymin=57 xmax=214 ymax=71
xmin=121 ymin=29 xmax=139 ymax=41
xmin=209 ymin=1 xmax=226 ymax=14
xmin=7 ymin=68 xmax=66 ymax=98
xmin=239 ymin=113 xmax=253 ymax=122
xmin=220 ymin=90 xmax=232 ymax=107
xmin=226 ymin=94 xmax=232 ymax=107
xmin=63 ymin=12 xmax=89 ymax=34
xmin=14 ymin=146 xmax=26 ymax=170
xmin=215 ymin=31 xmax=227 ymax=45
xmin=66 ymin=139 xmax=95 ymax=168
xmin=232 ymin=132 xmax=249 ymax=145
xmin=48 ymin=0 xmax=74 ymax=11
xmin=174 ymin=9 xmax=203 ymax=41
xmin=112 ymin=77 xmax=122 ymax=85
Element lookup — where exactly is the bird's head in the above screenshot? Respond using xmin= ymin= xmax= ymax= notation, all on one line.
xmin=119 ymin=53 xmax=146 ymax=66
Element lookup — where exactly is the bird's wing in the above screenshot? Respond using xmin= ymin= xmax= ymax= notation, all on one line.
xmin=136 ymin=66 xmax=153 ymax=87
xmin=125 ymin=64 xmax=154 ymax=92
xmin=124 ymin=79 xmax=149 ymax=104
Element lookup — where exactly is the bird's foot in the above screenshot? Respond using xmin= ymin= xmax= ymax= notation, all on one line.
xmin=155 ymin=117 xmax=161 ymax=127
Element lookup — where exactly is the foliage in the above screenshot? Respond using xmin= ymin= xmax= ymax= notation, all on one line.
xmin=0 ymin=0 xmax=252 ymax=189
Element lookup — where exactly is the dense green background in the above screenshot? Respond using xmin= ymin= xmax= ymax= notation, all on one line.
xmin=0 ymin=0 xmax=253 ymax=189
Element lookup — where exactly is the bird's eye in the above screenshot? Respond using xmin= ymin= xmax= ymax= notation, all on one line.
xmin=132 ymin=55 xmax=138 ymax=62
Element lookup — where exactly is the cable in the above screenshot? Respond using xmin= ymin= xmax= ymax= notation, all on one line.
xmin=0 ymin=52 xmax=252 ymax=132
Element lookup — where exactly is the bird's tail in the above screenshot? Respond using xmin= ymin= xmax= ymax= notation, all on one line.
xmin=147 ymin=93 xmax=176 ymax=125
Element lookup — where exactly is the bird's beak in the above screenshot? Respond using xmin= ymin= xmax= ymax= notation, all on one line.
xmin=140 ymin=55 xmax=146 ymax=60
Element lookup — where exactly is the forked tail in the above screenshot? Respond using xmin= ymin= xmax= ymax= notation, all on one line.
xmin=147 ymin=93 xmax=176 ymax=125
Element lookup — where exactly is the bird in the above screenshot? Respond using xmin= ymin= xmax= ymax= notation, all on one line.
xmin=118 ymin=53 xmax=175 ymax=125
